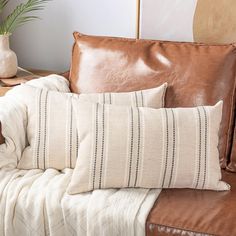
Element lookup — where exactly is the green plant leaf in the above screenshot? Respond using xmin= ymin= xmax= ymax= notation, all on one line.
xmin=0 ymin=0 xmax=9 ymax=14
xmin=0 ymin=0 xmax=51 ymax=35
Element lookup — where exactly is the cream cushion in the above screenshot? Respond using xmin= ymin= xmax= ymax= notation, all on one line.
xmin=67 ymin=101 xmax=230 ymax=194
xmin=17 ymin=83 xmax=167 ymax=170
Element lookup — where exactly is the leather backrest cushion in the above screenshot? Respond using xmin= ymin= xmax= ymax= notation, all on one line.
xmin=69 ymin=32 xmax=236 ymax=168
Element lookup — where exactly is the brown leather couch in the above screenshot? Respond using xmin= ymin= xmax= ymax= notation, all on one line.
xmin=0 ymin=71 xmax=235 ymax=236
xmin=68 ymin=68 xmax=236 ymax=236
xmin=70 ymin=33 xmax=236 ymax=171
xmin=67 ymin=57 xmax=236 ymax=235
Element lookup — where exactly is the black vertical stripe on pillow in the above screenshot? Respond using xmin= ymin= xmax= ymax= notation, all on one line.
xmin=168 ymin=109 xmax=176 ymax=187
xmin=162 ymin=109 xmax=169 ymax=188
xmin=92 ymin=103 xmax=99 ymax=189
xmin=202 ymin=107 xmax=208 ymax=189
xmin=43 ymin=90 xmax=49 ymax=169
xmin=99 ymin=104 xmax=105 ymax=189
xmin=36 ymin=89 xmax=43 ymax=169
xmin=196 ymin=107 xmax=202 ymax=188
xmin=134 ymin=107 xmax=141 ymax=187
xmin=128 ymin=107 xmax=134 ymax=187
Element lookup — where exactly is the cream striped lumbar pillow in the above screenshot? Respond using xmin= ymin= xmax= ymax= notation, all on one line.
xmin=67 ymin=100 xmax=230 ymax=194
xmin=17 ymin=83 xmax=167 ymax=170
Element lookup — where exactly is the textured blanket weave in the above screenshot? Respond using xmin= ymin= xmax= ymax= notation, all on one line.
xmin=0 ymin=75 xmax=161 ymax=236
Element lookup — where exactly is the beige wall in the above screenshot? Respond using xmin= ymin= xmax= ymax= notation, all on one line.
xmin=140 ymin=0 xmax=198 ymax=42
xmin=140 ymin=0 xmax=236 ymax=44
xmin=3 ymin=0 xmax=236 ymax=72
xmin=3 ymin=0 xmax=137 ymax=72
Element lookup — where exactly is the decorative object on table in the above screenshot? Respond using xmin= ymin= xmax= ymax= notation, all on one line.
xmin=0 ymin=0 xmax=51 ymax=78
xmin=0 ymin=34 xmax=17 ymax=78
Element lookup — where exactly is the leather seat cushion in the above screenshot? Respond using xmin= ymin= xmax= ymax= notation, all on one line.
xmin=146 ymin=170 xmax=236 ymax=236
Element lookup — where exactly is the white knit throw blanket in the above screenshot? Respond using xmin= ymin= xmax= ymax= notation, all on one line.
xmin=0 ymin=75 xmax=161 ymax=236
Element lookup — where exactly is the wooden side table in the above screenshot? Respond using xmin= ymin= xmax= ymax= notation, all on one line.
xmin=0 ymin=68 xmax=58 ymax=97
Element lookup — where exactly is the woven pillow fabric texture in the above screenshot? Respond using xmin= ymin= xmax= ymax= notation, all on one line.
xmin=17 ymin=84 xmax=167 ymax=170
xmin=68 ymin=101 xmax=229 ymax=194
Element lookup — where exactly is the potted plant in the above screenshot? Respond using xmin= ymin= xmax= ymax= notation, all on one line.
xmin=0 ymin=0 xmax=50 ymax=78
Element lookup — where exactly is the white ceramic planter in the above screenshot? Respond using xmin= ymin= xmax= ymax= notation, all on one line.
xmin=0 ymin=35 xmax=18 ymax=78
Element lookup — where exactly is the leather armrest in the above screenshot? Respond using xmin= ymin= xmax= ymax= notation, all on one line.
xmin=0 ymin=123 xmax=4 ymax=145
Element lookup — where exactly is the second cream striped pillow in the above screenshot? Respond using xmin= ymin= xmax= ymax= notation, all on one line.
xmin=67 ymin=101 xmax=230 ymax=194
